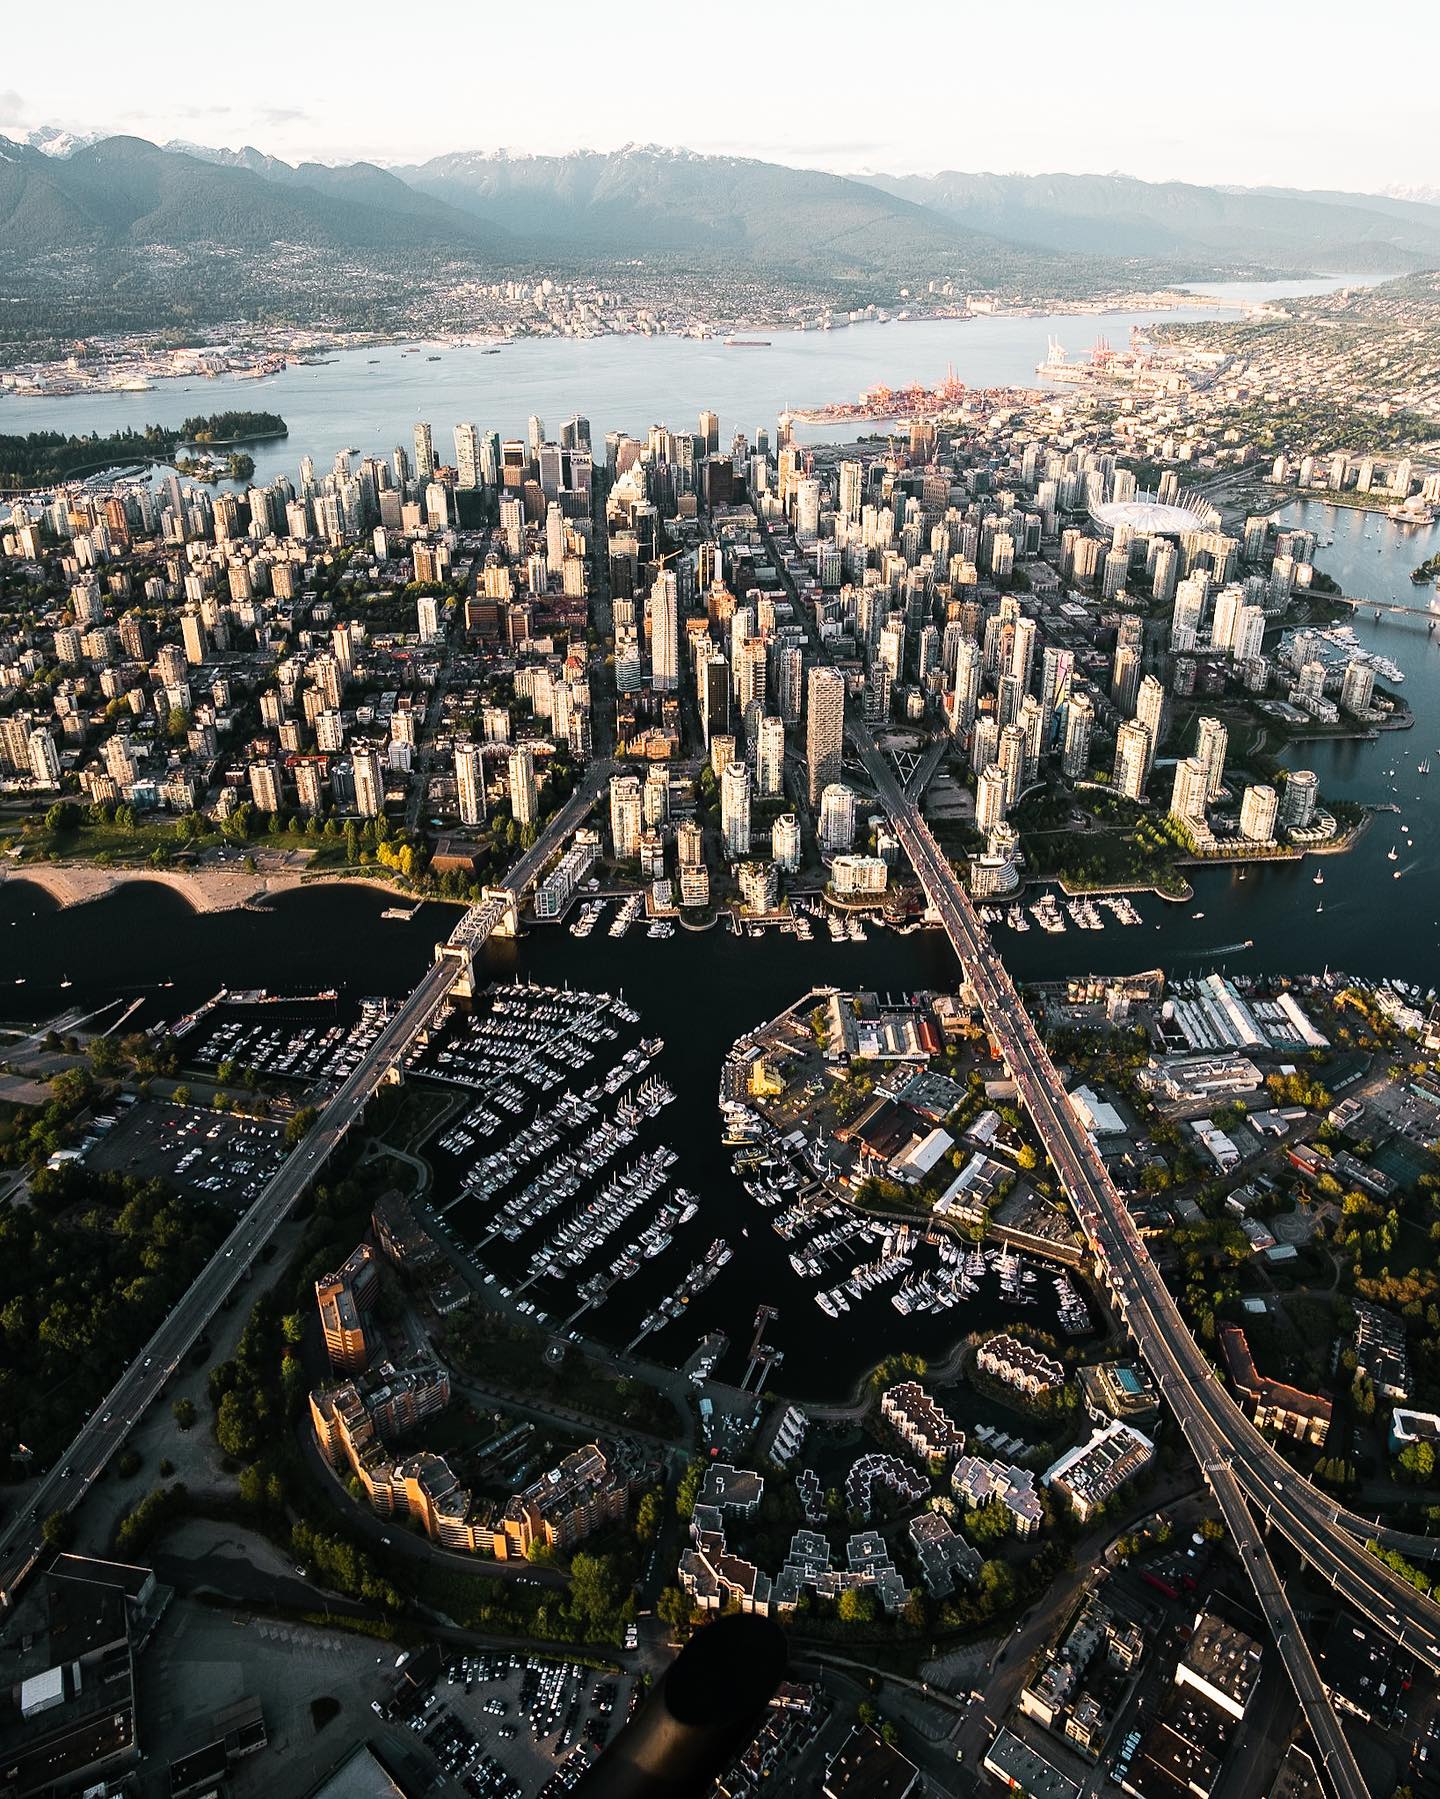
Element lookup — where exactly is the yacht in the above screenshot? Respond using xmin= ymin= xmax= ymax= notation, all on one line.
xmin=1313 ymin=870 xmax=1323 ymax=886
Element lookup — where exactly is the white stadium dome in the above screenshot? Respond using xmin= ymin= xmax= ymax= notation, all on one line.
xmin=1088 ymin=495 xmax=1219 ymax=538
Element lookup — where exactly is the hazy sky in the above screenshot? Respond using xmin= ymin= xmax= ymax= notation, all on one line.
xmin=4 ymin=0 xmax=1432 ymax=195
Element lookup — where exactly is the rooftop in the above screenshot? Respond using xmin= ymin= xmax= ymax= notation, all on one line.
xmin=1090 ymin=495 xmax=1218 ymax=539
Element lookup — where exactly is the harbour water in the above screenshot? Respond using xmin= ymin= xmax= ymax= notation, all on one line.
xmin=0 ymin=276 xmax=1371 ymax=482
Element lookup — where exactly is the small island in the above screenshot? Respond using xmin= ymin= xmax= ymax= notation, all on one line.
xmin=178 ymin=409 xmax=288 ymax=446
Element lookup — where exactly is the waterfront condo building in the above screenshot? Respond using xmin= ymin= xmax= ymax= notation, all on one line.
xmin=721 ymin=759 xmax=751 ymax=859
xmin=315 ymin=1242 xmax=381 ymax=1373
xmin=1239 ymin=784 xmax=1278 ymax=844
xmin=1112 ymin=720 xmax=1150 ymax=801
xmin=352 ymin=747 xmax=384 ymax=820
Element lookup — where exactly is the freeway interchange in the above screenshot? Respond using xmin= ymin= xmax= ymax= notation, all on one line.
xmin=854 ymin=720 xmax=1439 ymax=1799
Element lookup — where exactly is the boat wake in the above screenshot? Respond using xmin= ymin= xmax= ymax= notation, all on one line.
xmin=1177 ymin=939 xmax=1256 ymax=956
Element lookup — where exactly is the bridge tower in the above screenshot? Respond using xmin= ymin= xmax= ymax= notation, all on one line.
xmin=482 ymin=888 xmax=520 ymax=938
xmin=435 ymin=939 xmax=479 ymax=1002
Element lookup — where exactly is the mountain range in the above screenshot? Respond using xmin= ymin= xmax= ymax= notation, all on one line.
xmin=1 ymin=134 xmax=1438 ymax=355
xmin=862 ymin=169 xmax=1440 ymax=271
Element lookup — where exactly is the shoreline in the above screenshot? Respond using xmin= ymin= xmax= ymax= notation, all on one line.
xmin=0 ymin=859 xmax=442 ymax=916
xmin=0 ymin=284 xmax=1292 ymax=398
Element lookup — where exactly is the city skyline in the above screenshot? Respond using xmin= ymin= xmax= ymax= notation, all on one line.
xmin=2 ymin=29 xmax=1440 ymax=1786
xmin=6 ymin=0 xmax=1437 ymax=196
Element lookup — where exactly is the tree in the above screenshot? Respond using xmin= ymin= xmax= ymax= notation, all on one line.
xmin=656 ymin=1586 xmax=691 ymax=1636
xmin=675 ymin=1461 xmax=703 ymax=1521
xmin=963 ymin=1498 xmax=1012 ymax=1546
xmin=38 ymin=1507 xmax=73 ymax=1552
xmin=285 ymin=1106 xmax=319 ymax=1148
xmin=570 ymin=1552 xmax=621 ymax=1631
xmin=215 ymin=1389 xmax=260 ymax=1460
xmin=635 ymin=1491 xmax=663 ymax=1546
xmin=837 ymin=1586 xmax=876 ymax=1625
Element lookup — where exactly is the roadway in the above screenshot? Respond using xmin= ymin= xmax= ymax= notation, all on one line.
xmin=850 ymin=718 xmax=1434 ymax=1799
xmin=0 ymin=765 xmax=610 ymax=1610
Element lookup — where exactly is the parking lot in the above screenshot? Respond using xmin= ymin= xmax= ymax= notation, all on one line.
xmin=83 ymin=1099 xmax=286 ymax=1205
xmin=390 ymin=1650 xmax=633 ymax=1797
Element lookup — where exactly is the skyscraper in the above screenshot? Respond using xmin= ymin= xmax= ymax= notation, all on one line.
xmin=818 ymin=783 xmax=856 ymax=855
xmin=772 ymin=813 xmax=800 ymax=872
xmin=1238 ymin=784 xmax=1278 ymax=843
xmin=1134 ymin=673 xmax=1165 ymax=751
xmin=454 ymin=424 xmax=481 ymax=489
xmin=838 ymin=460 xmax=863 ymax=522
xmin=1112 ymin=721 xmax=1150 ymax=801
xmin=508 ymin=744 xmax=537 ymax=828
xmin=353 ymin=747 xmax=384 ymax=819
xmin=757 ymin=716 xmax=785 ymax=798
xmin=806 ymin=666 xmax=845 ymax=808
xmin=650 ymin=571 xmax=680 ymax=692
xmin=976 ymin=765 xmax=1008 ymax=834
xmin=1111 ymin=641 xmax=1141 ymax=713
xmin=1039 ymin=645 xmax=1073 ymax=745
xmin=970 ymin=715 xmax=999 ymax=778
xmin=609 ymin=773 xmax=643 ymax=859
xmin=27 ymin=727 xmax=60 ymax=788
xmin=249 ymin=759 xmax=284 ymax=815
xmin=1280 ymin=768 xmax=1319 ymax=832
xmin=951 ymin=638 xmax=981 ymax=739
xmin=700 ymin=653 xmax=730 ymax=748
xmin=455 ymin=744 xmax=485 ymax=826
xmin=795 ymin=478 xmax=821 ymax=538
xmin=998 ymin=722 xmax=1027 ymax=807
xmin=1010 ymin=617 xmax=1036 ymax=692
xmin=413 ymin=422 xmax=435 ymax=482
xmin=1169 ymin=756 xmax=1209 ymax=830
xmin=1194 ymin=716 xmax=1228 ymax=802
xmin=721 ymin=760 xmax=751 ymax=859
xmin=1061 ymin=695 xmax=1093 ymax=780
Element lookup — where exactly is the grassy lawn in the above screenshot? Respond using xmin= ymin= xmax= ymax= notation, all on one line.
xmin=34 ymin=822 xmax=222 ymax=865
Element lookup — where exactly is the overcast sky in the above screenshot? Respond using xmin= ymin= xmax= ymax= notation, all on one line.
xmin=4 ymin=0 xmax=1432 ymax=195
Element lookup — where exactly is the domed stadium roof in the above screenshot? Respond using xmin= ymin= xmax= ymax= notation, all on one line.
xmin=1089 ymin=496 xmax=1215 ymax=538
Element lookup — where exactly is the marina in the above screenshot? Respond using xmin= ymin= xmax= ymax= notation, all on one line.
xmin=393 ymin=973 xmax=1091 ymax=1397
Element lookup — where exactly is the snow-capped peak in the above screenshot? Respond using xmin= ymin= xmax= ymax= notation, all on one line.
xmin=20 ymin=126 xmax=99 ymax=157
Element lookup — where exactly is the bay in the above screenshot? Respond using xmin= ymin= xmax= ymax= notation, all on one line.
xmin=0 ymin=275 xmax=1372 ymax=482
